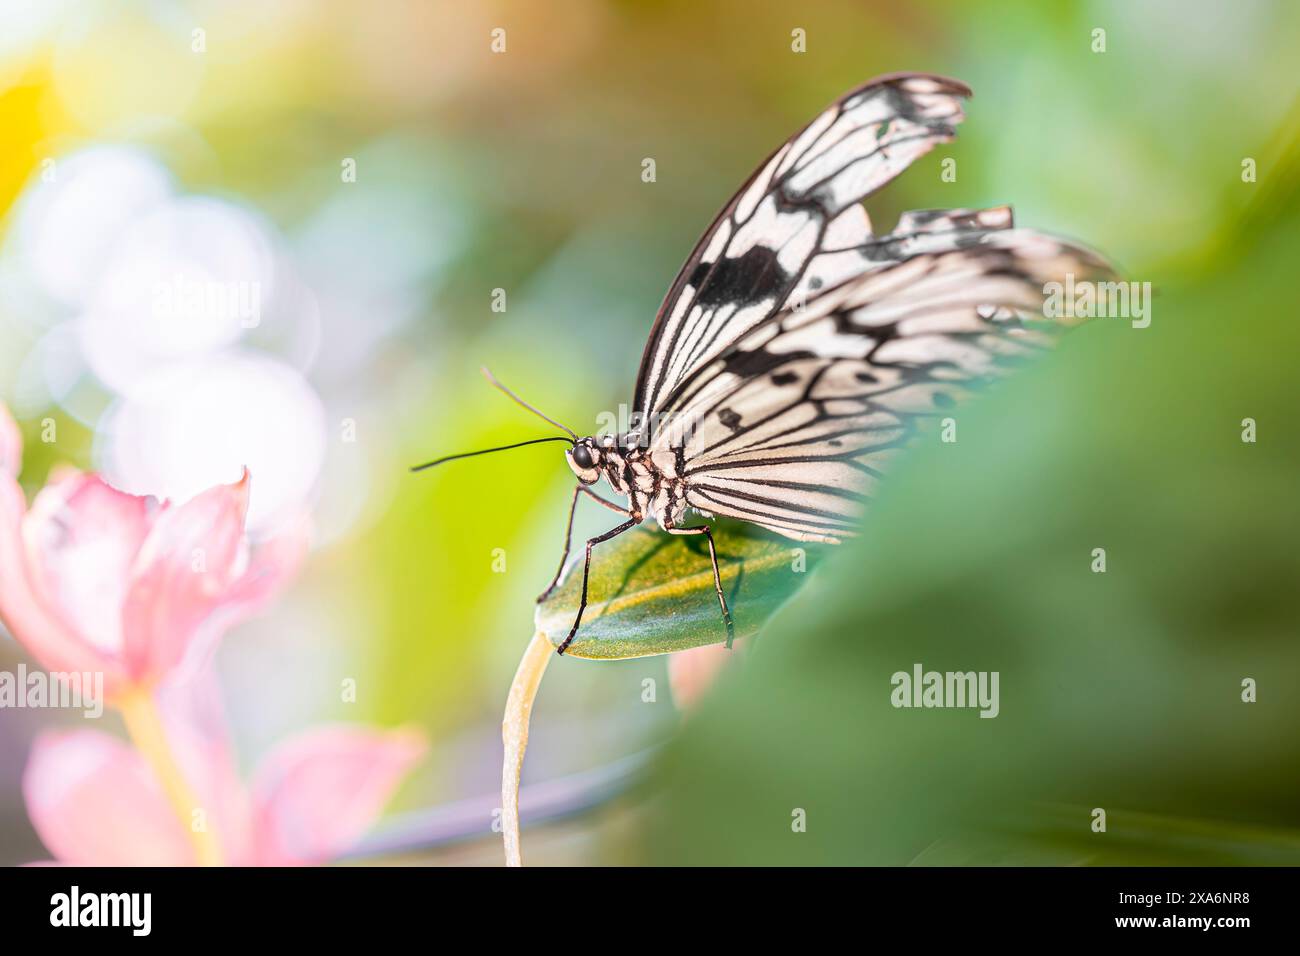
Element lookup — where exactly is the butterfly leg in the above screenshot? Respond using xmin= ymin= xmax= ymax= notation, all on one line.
xmin=666 ymin=524 xmax=735 ymax=648
xmin=556 ymin=515 xmax=640 ymax=655
xmin=537 ymin=486 xmax=632 ymax=603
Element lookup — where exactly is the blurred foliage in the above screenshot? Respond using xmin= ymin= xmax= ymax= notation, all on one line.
xmin=538 ymin=522 xmax=824 ymax=658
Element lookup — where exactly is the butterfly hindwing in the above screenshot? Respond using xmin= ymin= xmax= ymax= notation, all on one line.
xmin=674 ymin=233 xmax=1112 ymax=542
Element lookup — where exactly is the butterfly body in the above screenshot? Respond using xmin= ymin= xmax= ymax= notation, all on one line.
xmin=549 ymin=431 xmax=735 ymax=653
xmin=565 ymin=434 xmax=689 ymax=531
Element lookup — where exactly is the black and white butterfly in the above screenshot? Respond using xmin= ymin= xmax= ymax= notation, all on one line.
xmin=416 ymin=73 xmax=1109 ymax=654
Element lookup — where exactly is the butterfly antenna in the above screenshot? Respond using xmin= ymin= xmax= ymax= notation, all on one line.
xmin=480 ymin=366 xmax=578 ymax=441
xmin=410 ymin=436 xmax=573 ymax=473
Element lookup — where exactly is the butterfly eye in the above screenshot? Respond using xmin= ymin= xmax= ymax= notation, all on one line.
xmin=571 ymin=444 xmax=595 ymax=470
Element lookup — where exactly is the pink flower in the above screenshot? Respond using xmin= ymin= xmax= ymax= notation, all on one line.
xmin=0 ymin=402 xmax=304 ymax=697
xmin=667 ymin=642 xmax=740 ymax=712
xmin=22 ymin=674 xmax=425 ymax=866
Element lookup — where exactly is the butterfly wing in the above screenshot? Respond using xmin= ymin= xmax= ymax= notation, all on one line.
xmin=632 ymin=73 xmax=975 ymax=427
xmin=631 ymin=72 xmax=1112 ymax=541
xmin=672 ymin=233 xmax=1113 ymax=542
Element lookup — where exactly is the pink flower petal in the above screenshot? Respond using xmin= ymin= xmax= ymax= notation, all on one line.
xmin=250 ymin=726 xmax=425 ymax=866
xmin=165 ymin=512 xmax=310 ymax=686
xmin=0 ymin=402 xmax=21 ymax=477
xmin=667 ymin=642 xmax=739 ymax=713
xmin=22 ymin=730 xmax=193 ymax=866
xmin=227 ymin=513 xmax=310 ymax=611
xmin=23 ymin=474 xmax=157 ymax=658
xmin=0 ymin=477 xmax=125 ymax=684
xmin=120 ymin=470 xmax=251 ymax=684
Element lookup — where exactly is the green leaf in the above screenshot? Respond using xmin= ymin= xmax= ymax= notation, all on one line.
xmin=535 ymin=521 xmax=823 ymax=659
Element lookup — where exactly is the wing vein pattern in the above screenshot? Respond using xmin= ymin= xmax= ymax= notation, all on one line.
xmin=630 ymin=73 xmax=1112 ymax=543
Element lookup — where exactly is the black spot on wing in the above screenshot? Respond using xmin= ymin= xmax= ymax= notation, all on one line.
xmin=688 ymin=259 xmax=710 ymax=290
xmin=722 ymin=346 xmax=814 ymax=379
xmin=771 ymin=370 xmax=799 ymax=386
xmin=694 ymin=244 xmax=790 ymax=309
xmin=717 ymin=408 xmax=743 ymax=432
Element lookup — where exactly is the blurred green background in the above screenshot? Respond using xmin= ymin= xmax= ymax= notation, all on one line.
xmin=1 ymin=0 xmax=1297 ymax=865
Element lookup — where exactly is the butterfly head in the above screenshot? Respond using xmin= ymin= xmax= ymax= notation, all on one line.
xmin=566 ymin=437 xmax=604 ymax=485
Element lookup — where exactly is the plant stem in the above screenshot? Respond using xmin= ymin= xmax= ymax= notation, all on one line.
xmin=117 ymin=687 xmax=223 ymax=867
xmin=501 ymin=631 xmax=554 ymax=867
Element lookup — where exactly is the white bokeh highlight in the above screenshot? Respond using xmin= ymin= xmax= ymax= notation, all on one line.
xmin=77 ymin=195 xmax=276 ymax=394
xmin=13 ymin=145 xmax=173 ymax=309
xmin=98 ymin=351 xmax=326 ymax=533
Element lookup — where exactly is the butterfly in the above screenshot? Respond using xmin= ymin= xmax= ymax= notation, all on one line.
xmin=415 ymin=73 xmax=1110 ymax=654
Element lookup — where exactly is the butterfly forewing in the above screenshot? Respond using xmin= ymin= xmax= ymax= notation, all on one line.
xmin=632 ymin=73 xmax=975 ymax=426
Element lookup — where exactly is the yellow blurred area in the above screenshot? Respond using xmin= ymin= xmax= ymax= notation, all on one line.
xmin=0 ymin=66 xmax=67 ymax=215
